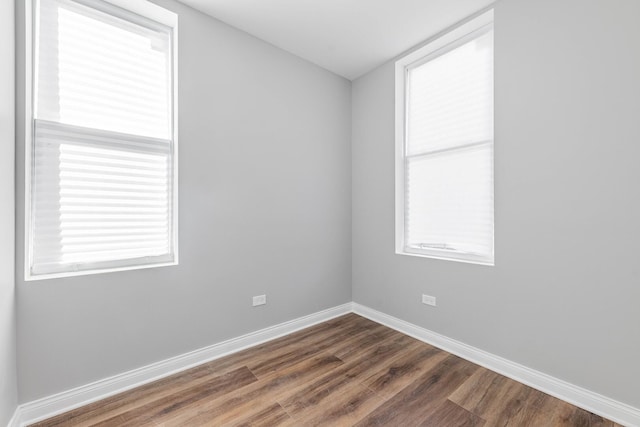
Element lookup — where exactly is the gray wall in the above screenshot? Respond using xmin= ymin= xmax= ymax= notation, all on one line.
xmin=1 ymin=0 xmax=17 ymax=424
xmin=352 ymin=0 xmax=640 ymax=409
xmin=13 ymin=0 xmax=639 ymax=411
xmin=16 ymin=0 xmax=352 ymax=402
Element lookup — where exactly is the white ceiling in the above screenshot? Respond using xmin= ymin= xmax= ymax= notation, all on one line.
xmin=178 ymin=0 xmax=493 ymax=80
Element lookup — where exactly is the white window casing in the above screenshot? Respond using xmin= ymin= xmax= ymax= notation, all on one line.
xmin=395 ymin=10 xmax=494 ymax=266
xmin=25 ymin=0 xmax=179 ymax=280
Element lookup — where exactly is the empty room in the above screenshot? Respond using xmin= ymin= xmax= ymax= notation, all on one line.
xmin=1 ymin=0 xmax=639 ymax=425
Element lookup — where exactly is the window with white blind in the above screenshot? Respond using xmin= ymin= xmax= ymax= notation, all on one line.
xmin=395 ymin=10 xmax=494 ymax=265
xmin=26 ymin=0 xmax=178 ymax=279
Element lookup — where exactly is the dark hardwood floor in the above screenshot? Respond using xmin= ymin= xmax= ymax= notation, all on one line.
xmin=31 ymin=314 xmax=621 ymax=426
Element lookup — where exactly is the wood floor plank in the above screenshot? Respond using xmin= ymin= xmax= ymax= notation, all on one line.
xmin=29 ymin=361 xmax=225 ymax=427
xmin=449 ymin=367 xmax=535 ymax=424
xmin=449 ymin=366 xmax=502 ymax=408
xmin=553 ymin=402 xmax=620 ymax=427
xmin=243 ymin=315 xmax=390 ymax=379
xmin=89 ymin=366 xmax=257 ymax=427
xmin=502 ymin=387 xmax=557 ymax=426
xmin=293 ymin=383 xmax=383 ymax=427
xmin=29 ymin=314 xmax=622 ymax=427
xmin=279 ymin=332 xmax=414 ymax=419
xmin=223 ymin=402 xmax=294 ymax=427
xmin=505 ymin=392 xmax=598 ymax=427
xmin=245 ymin=322 xmax=375 ymax=378
xmin=362 ymin=339 xmax=449 ymax=399
xmin=420 ymin=399 xmax=486 ymax=427
xmin=204 ymin=313 xmax=371 ymax=378
xmin=449 ymin=366 xmax=620 ymax=427
xmin=158 ymin=353 xmax=343 ymax=426
xmin=30 ymin=365 xmax=254 ymax=427
xmin=329 ymin=322 xmax=399 ymax=362
xmin=355 ymin=354 xmax=480 ymax=426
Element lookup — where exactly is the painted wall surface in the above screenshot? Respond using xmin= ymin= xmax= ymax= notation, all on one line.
xmin=352 ymin=0 xmax=640 ymax=408
xmin=1 ymin=0 xmax=18 ymax=424
xmin=16 ymin=0 xmax=352 ymax=402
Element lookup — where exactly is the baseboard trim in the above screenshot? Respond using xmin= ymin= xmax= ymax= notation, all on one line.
xmin=13 ymin=303 xmax=352 ymax=427
xmin=7 ymin=408 xmax=20 ymax=427
xmin=352 ymin=303 xmax=640 ymax=427
xmin=12 ymin=302 xmax=639 ymax=427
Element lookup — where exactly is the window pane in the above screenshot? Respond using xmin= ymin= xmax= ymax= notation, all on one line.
xmin=406 ymin=144 xmax=493 ymax=257
xmin=36 ymin=0 xmax=172 ymax=139
xmin=31 ymin=122 xmax=173 ymax=274
xmin=407 ymin=29 xmax=493 ymax=156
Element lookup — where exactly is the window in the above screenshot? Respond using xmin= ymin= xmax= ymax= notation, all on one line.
xmin=395 ymin=10 xmax=494 ymax=265
xmin=26 ymin=0 xmax=178 ymax=279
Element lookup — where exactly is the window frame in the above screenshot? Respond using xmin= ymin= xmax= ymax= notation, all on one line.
xmin=24 ymin=0 xmax=179 ymax=281
xmin=395 ymin=9 xmax=494 ymax=266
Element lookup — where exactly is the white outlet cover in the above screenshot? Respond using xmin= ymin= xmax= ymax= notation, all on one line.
xmin=252 ymin=295 xmax=267 ymax=306
xmin=422 ymin=294 xmax=436 ymax=306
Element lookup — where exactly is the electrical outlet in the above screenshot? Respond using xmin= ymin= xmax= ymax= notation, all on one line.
xmin=422 ymin=294 xmax=436 ymax=307
xmin=252 ymin=294 xmax=267 ymax=306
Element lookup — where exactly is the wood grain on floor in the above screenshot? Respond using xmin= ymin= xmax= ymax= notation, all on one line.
xmin=31 ymin=314 xmax=622 ymax=427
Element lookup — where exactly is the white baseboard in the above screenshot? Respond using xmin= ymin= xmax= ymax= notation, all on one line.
xmin=11 ymin=302 xmax=639 ymax=427
xmin=12 ymin=303 xmax=352 ymax=427
xmin=7 ymin=409 xmax=20 ymax=427
xmin=352 ymin=303 xmax=640 ymax=427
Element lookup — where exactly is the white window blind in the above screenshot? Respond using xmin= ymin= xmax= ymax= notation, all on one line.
xmin=396 ymin=12 xmax=494 ymax=265
xmin=28 ymin=0 xmax=177 ymax=278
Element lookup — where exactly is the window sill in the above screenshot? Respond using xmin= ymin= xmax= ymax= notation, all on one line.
xmin=24 ymin=259 xmax=178 ymax=282
xmin=397 ymin=247 xmax=494 ymax=266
